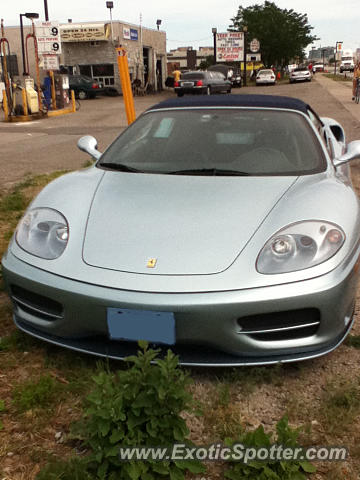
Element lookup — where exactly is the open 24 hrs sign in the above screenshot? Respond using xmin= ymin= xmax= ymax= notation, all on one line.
xmin=35 ymin=21 xmax=62 ymax=55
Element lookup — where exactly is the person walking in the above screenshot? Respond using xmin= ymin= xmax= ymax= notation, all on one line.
xmin=172 ymin=69 xmax=181 ymax=83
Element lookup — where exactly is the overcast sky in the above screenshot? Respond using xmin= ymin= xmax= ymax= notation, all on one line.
xmin=1 ymin=0 xmax=359 ymax=54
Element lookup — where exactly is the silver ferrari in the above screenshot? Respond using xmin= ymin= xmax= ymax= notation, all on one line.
xmin=3 ymin=94 xmax=360 ymax=366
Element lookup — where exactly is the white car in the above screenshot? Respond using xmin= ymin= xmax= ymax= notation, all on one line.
xmin=313 ymin=63 xmax=324 ymax=72
xmin=256 ymin=69 xmax=276 ymax=86
xmin=289 ymin=67 xmax=312 ymax=83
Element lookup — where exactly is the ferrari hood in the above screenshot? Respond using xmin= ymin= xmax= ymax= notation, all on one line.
xmin=82 ymin=172 xmax=297 ymax=275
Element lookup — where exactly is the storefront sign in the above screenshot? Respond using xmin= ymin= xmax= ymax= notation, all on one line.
xmin=216 ymin=32 xmax=244 ymax=62
xmin=60 ymin=24 xmax=109 ymax=42
xmin=35 ymin=21 xmax=61 ymax=54
xmin=130 ymin=29 xmax=138 ymax=41
xmin=123 ymin=27 xmax=138 ymax=41
xmin=249 ymin=38 xmax=260 ymax=53
xmin=246 ymin=53 xmax=261 ymax=62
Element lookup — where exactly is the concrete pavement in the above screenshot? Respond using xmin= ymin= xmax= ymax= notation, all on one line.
xmin=314 ymin=74 xmax=360 ymax=121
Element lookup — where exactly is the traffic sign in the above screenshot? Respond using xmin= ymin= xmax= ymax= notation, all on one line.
xmin=35 ymin=21 xmax=62 ymax=55
xmin=249 ymin=38 xmax=260 ymax=53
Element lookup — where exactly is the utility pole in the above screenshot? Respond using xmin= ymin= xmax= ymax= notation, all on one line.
xmin=212 ymin=27 xmax=217 ymax=64
xmin=44 ymin=0 xmax=49 ymax=21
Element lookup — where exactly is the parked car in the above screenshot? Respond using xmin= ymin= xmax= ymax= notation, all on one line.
xmin=289 ymin=66 xmax=312 ymax=83
xmin=174 ymin=71 xmax=231 ymax=96
xmin=68 ymin=75 xmax=104 ymax=99
xmin=256 ymin=69 xmax=276 ymax=85
xmin=3 ymin=94 xmax=360 ymax=366
xmin=208 ymin=64 xmax=242 ymax=87
xmin=313 ymin=63 xmax=324 ymax=73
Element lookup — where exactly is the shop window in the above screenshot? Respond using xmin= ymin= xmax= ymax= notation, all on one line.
xmin=79 ymin=65 xmax=92 ymax=77
xmin=92 ymin=64 xmax=114 ymax=77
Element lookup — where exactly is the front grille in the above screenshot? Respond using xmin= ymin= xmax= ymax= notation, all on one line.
xmin=11 ymin=284 xmax=63 ymax=321
xmin=237 ymin=308 xmax=320 ymax=341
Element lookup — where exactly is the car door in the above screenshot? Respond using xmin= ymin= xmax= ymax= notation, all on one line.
xmin=206 ymin=72 xmax=218 ymax=92
xmin=217 ymin=72 xmax=229 ymax=92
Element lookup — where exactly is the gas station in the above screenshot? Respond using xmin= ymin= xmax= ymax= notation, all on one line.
xmin=0 ymin=14 xmax=77 ymax=122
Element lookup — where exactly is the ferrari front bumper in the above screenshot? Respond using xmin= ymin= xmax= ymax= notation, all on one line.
xmin=2 ymin=248 xmax=359 ymax=366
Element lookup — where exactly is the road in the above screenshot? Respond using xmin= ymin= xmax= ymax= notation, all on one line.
xmin=1 ymin=75 xmax=360 ymax=190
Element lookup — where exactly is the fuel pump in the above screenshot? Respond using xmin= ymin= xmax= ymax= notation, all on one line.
xmin=24 ymin=18 xmax=42 ymax=113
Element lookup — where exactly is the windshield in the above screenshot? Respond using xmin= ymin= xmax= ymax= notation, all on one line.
xmin=98 ymin=109 xmax=327 ymax=176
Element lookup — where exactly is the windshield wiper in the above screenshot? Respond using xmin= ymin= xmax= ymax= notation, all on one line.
xmin=99 ymin=162 xmax=144 ymax=173
xmin=168 ymin=168 xmax=251 ymax=176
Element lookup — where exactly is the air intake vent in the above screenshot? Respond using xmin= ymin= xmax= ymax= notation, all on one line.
xmin=11 ymin=285 xmax=63 ymax=321
xmin=237 ymin=308 xmax=320 ymax=341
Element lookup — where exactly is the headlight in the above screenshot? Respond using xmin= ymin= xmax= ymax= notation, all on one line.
xmin=16 ymin=208 xmax=69 ymax=259
xmin=256 ymin=221 xmax=345 ymax=274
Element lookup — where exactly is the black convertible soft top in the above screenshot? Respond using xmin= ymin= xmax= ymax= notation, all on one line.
xmin=148 ymin=94 xmax=310 ymax=115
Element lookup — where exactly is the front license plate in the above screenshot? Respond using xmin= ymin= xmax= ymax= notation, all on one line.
xmin=107 ymin=308 xmax=175 ymax=345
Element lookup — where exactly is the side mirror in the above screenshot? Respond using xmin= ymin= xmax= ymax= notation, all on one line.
xmin=334 ymin=140 xmax=360 ymax=167
xmin=77 ymin=135 xmax=102 ymax=161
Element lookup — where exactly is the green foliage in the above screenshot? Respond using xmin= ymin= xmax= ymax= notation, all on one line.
xmin=65 ymin=342 xmax=204 ymax=479
xmin=345 ymin=334 xmax=360 ymax=348
xmin=199 ymin=55 xmax=215 ymax=70
xmin=320 ymin=379 xmax=360 ymax=433
xmin=229 ymin=1 xmax=318 ymax=67
xmin=0 ymin=329 xmax=40 ymax=352
xmin=13 ymin=374 xmax=60 ymax=412
xmin=224 ymin=415 xmax=316 ymax=479
xmin=36 ymin=457 xmax=94 ymax=480
xmin=0 ymin=190 xmax=27 ymax=213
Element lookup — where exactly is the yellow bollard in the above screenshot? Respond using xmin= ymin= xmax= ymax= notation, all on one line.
xmin=116 ymin=47 xmax=136 ymax=125
xmin=2 ymin=89 xmax=9 ymax=121
xmin=71 ymin=90 xmax=76 ymax=113
xmin=21 ymin=88 xmax=28 ymax=117
xmin=50 ymin=70 xmax=56 ymax=110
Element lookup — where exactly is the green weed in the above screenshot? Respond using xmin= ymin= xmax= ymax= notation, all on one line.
xmin=320 ymin=379 xmax=360 ymax=433
xmin=13 ymin=374 xmax=61 ymax=412
xmin=224 ymin=415 xmax=316 ymax=480
xmin=345 ymin=335 xmax=360 ymax=349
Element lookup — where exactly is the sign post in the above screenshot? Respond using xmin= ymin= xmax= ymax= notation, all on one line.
xmin=35 ymin=21 xmax=61 ymax=111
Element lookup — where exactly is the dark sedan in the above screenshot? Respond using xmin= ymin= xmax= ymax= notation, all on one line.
xmin=174 ymin=71 xmax=231 ymax=96
xmin=68 ymin=75 xmax=104 ymax=100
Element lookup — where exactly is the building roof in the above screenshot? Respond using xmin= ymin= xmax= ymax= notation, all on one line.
xmin=148 ymin=94 xmax=310 ymax=115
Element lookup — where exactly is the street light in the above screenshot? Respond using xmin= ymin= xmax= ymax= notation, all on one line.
xmin=106 ymin=1 xmax=114 ymax=44
xmin=156 ymin=19 xmax=162 ymax=31
xmin=334 ymin=41 xmax=343 ymax=75
xmin=20 ymin=12 xmax=39 ymax=75
xmin=212 ymin=27 xmax=217 ymax=64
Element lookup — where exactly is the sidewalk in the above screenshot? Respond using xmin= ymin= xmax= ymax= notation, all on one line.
xmin=314 ymin=74 xmax=360 ymax=122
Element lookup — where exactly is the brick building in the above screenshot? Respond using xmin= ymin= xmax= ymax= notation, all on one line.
xmin=167 ymin=46 xmax=214 ymax=73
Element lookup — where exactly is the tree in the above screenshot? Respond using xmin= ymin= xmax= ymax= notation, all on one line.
xmin=199 ymin=55 xmax=215 ymax=70
xmin=229 ymin=1 xmax=318 ymax=68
